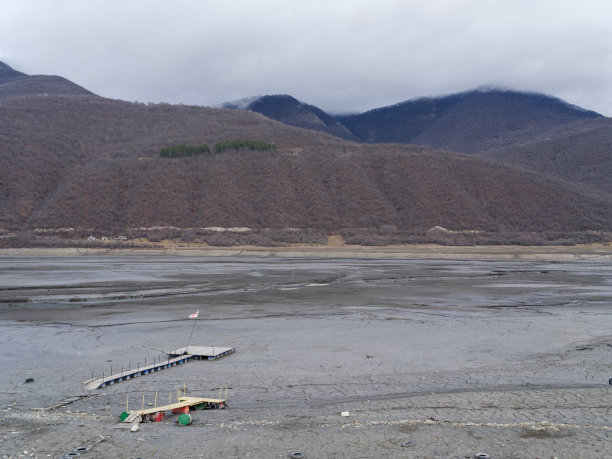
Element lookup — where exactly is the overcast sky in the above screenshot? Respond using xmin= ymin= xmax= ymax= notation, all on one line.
xmin=1 ymin=0 xmax=611 ymax=115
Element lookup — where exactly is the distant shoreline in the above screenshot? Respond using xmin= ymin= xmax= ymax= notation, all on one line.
xmin=2 ymin=244 xmax=611 ymax=260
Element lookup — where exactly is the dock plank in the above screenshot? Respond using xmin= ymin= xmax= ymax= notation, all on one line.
xmin=84 ymin=355 xmax=193 ymax=390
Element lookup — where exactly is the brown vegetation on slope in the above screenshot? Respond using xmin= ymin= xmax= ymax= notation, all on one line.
xmin=0 ymin=94 xmax=346 ymax=227
xmin=1 ymin=94 xmax=611 ymax=247
xmin=480 ymin=118 xmax=612 ymax=195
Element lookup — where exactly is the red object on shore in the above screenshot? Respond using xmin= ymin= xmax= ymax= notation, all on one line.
xmin=151 ymin=411 xmax=166 ymax=422
xmin=172 ymin=406 xmax=189 ymax=414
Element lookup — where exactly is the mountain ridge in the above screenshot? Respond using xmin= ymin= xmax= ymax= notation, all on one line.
xmin=226 ymin=89 xmax=610 ymax=195
xmin=1 ymin=62 xmax=611 ymax=246
xmin=230 ymin=88 xmax=603 ymax=152
xmin=224 ymin=94 xmax=357 ymax=140
xmin=0 ymin=61 xmax=94 ymax=98
xmin=0 ymin=61 xmax=27 ymax=82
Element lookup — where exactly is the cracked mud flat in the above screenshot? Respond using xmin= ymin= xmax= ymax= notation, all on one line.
xmin=0 ymin=255 xmax=610 ymax=458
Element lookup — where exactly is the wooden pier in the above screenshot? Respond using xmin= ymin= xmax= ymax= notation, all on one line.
xmin=84 ymin=346 xmax=235 ymax=390
xmin=121 ymin=391 xmax=228 ymax=423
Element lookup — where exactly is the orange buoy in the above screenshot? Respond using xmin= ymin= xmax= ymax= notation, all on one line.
xmin=172 ymin=406 xmax=189 ymax=414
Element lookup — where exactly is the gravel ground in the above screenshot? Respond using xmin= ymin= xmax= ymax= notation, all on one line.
xmin=0 ymin=255 xmax=610 ymax=458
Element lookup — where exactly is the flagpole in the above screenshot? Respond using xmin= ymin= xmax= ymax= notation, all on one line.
xmin=185 ymin=311 xmax=198 ymax=353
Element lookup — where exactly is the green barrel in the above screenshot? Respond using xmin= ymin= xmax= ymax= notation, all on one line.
xmin=120 ymin=411 xmax=130 ymax=422
xmin=177 ymin=413 xmax=192 ymax=425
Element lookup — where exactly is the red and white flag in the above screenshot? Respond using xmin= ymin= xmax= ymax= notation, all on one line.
xmin=188 ymin=310 xmax=199 ymax=319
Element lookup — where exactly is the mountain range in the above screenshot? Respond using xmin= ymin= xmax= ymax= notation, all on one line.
xmin=224 ymin=91 xmax=611 ymax=197
xmin=1 ymin=61 xmax=611 ymax=246
xmin=224 ymin=90 xmax=602 ymax=150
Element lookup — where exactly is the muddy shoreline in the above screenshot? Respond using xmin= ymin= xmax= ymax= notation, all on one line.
xmin=2 ymin=243 xmax=612 ymax=260
xmin=0 ymin=256 xmax=610 ymax=458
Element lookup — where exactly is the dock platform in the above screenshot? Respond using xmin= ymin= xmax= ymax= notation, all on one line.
xmin=84 ymin=345 xmax=235 ymax=390
xmin=168 ymin=346 xmax=235 ymax=360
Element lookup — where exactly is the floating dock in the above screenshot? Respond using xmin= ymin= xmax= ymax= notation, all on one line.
xmin=168 ymin=346 xmax=235 ymax=360
xmin=121 ymin=395 xmax=227 ymax=423
xmin=133 ymin=396 xmax=225 ymax=417
xmin=84 ymin=346 xmax=235 ymax=390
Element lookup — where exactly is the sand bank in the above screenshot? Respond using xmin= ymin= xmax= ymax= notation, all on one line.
xmin=2 ymin=243 xmax=612 ymax=260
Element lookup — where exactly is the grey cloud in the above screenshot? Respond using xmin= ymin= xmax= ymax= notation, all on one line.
xmin=1 ymin=0 xmax=611 ymax=115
